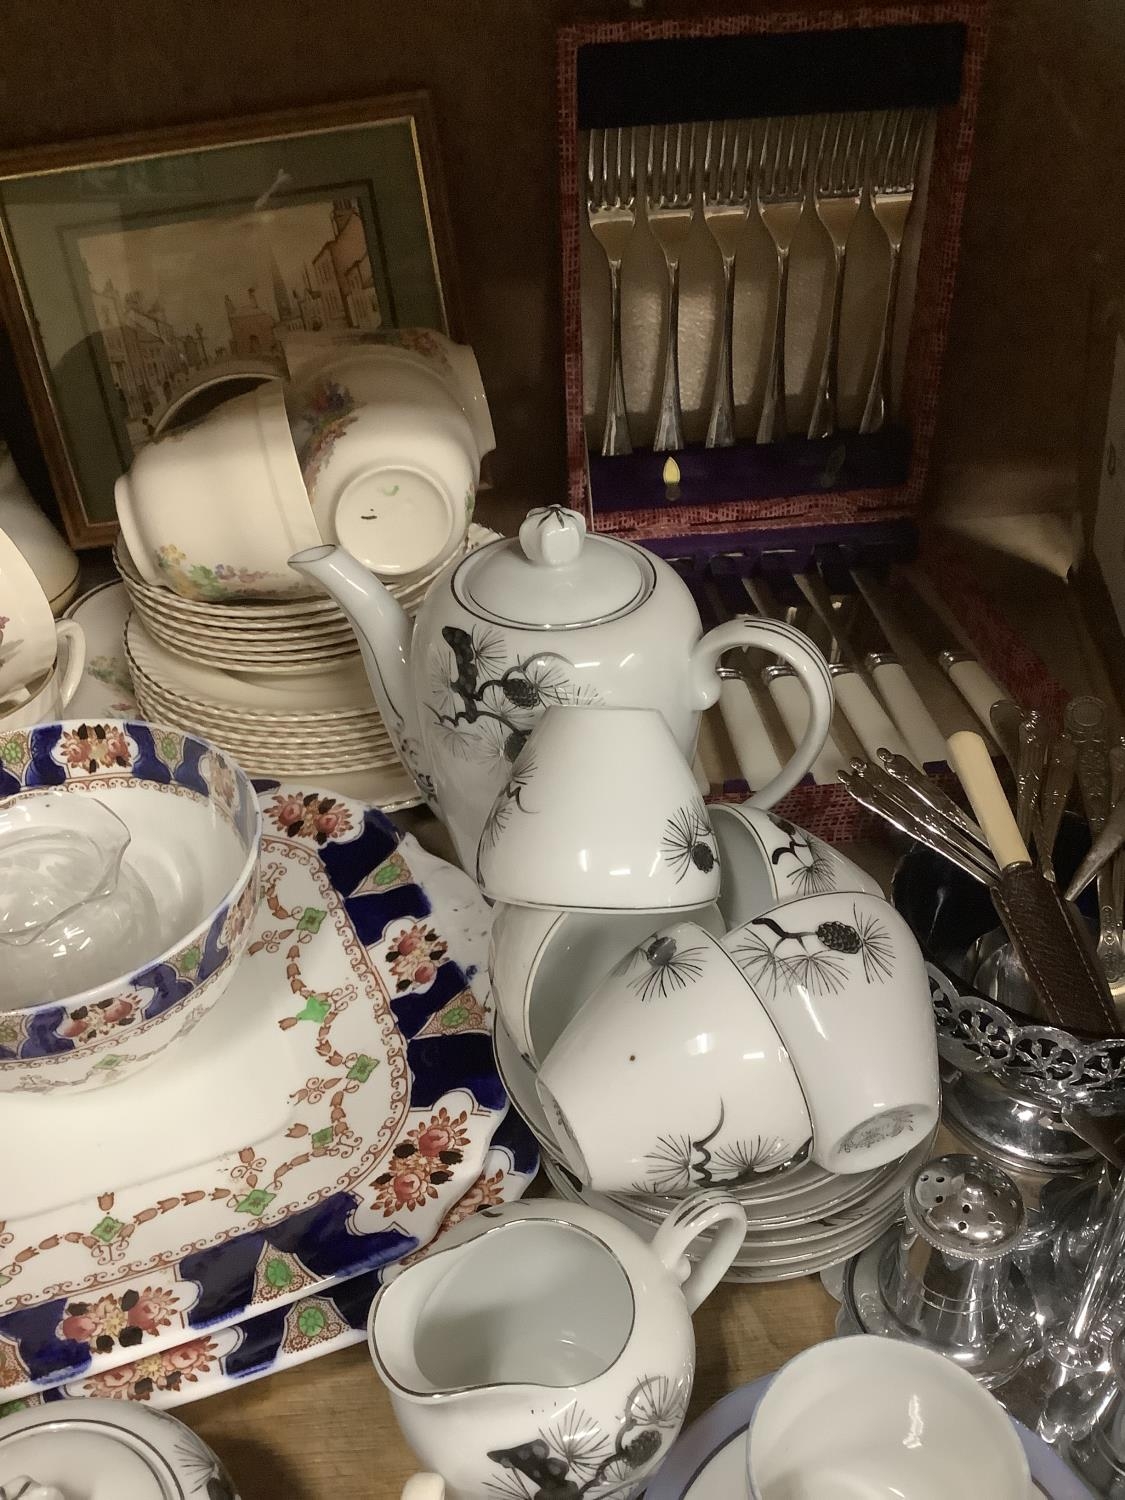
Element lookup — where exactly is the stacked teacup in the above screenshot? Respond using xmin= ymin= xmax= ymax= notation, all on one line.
xmin=0 ymin=523 xmax=86 ymax=732
xmin=482 ymin=705 xmax=942 ymax=1282
xmin=111 ymin=331 xmax=495 ymax=789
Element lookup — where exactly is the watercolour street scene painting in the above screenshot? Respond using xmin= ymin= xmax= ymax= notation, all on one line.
xmin=77 ymin=196 xmax=384 ymax=449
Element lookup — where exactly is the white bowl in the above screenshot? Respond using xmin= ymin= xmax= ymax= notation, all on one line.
xmin=477 ymin=706 xmax=721 ymax=913
xmin=747 ymin=1337 xmax=1033 ymax=1499
xmin=537 ymin=921 xmax=812 ymax=1194
xmin=710 ymin=802 xmax=882 ymax=926
xmin=0 ymin=718 xmax=260 ymax=1093
xmin=286 ymin=344 xmax=483 ymax=581
xmin=489 ymin=901 xmax=724 ymax=1068
xmin=115 ymin=382 xmax=321 ymax=602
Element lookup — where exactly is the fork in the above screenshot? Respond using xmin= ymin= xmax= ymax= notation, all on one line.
xmin=859 ymin=109 xmax=926 ymax=435
xmin=754 ymin=116 xmax=813 ymax=444
xmin=646 ymin=122 xmax=696 ymax=452
xmin=807 ymin=113 xmax=869 ymax=440
xmin=700 ymin=120 xmax=751 ymax=448
xmin=586 ymin=127 xmax=637 ymax=457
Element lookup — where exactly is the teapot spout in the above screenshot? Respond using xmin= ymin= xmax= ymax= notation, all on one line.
xmin=288 ymin=544 xmax=432 ymax=802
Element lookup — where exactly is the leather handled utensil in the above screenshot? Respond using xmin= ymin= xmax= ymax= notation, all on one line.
xmin=947 ymin=729 xmax=1120 ymax=1036
xmin=850 ymin=573 xmax=1117 ymax=1034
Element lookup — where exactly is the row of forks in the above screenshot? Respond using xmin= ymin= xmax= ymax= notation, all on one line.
xmin=585 ymin=110 xmax=927 ymax=458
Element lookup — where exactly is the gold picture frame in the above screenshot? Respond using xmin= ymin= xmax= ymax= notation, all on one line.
xmin=0 ymin=91 xmax=461 ymax=547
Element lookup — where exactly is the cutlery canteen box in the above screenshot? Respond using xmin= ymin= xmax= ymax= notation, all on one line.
xmin=557 ymin=0 xmax=1066 ymax=839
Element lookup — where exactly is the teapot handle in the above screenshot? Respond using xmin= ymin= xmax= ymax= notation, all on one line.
xmin=401 ymin=1476 xmax=445 ymax=1500
xmin=651 ymin=1191 xmax=747 ymax=1314
xmin=689 ymin=619 xmax=834 ymax=809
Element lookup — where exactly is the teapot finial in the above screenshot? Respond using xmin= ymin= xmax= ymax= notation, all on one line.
xmin=519 ymin=507 xmax=586 ymax=568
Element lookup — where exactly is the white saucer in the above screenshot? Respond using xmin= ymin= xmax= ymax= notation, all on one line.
xmin=644 ymin=1375 xmax=1094 ymax=1498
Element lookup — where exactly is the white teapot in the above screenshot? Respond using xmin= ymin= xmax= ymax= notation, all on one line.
xmin=368 ymin=1191 xmax=747 ymax=1500
xmin=291 ymin=507 xmax=833 ymax=871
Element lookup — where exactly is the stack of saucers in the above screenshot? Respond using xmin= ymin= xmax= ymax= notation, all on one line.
xmin=115 ymin=526 xmax=498 ymax=784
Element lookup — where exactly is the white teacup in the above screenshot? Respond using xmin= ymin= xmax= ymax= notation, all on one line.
xmin=0 ymin=621 xmax=85 ymax=728
xmin=477 ymin=706 xmax=722 ymax=913
xmin=710 ymin=803 xmax=882 ymax=928
xmin=287 ymin=345 xmax=484 ymax=582
xmin=747 ymin=1336 xmax=1034 ymax=1499
xmin=489 ymin=902 xmax=725 ymax=1068
xmin=0 ymin=524 xmax=57 ymax=702
xmin=537 ymin=921 xmax=812 ymax=1194
xmin=722 ymin=892 xmax=939 ymax=1175
xmin=115 ymin=381 xmax=322 ymax=602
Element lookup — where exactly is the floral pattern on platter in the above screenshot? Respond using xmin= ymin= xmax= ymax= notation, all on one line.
xmin=369 ymin=1107 xmax=473 ymax=1215
xmin=635 ymin=1103 xmax=801 ymax=1195
xmin=427 ymin=626 xmax=600 ymax=772
xmin=385 ymin=921 xmax=450 ymax=993
xmin=660 ymin=801 xmax=718 ymax=884
xmin=484 ymin=1372 xmax=691 ymax=1500
xmin=294 ymin=378 xmax=359 ymax=490
xmin=152 ymin=545 xmax=283 ymax=603
xmin=81 ymin=1335 xmax=226 ymax=1402
xmin=264 ymin=789 xmax=356 ymax=845
xmin=58 ymin=1285 xmax=189 ymax=1359
xmin=728 ymin=904 xmax=895 ymax=999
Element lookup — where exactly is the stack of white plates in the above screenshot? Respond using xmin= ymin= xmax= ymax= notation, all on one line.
xmin=114 ymin=526 xmax=496 ymax=670
xmin=495 ymin=1019 xmax=927 ymax=1284
xmin=114 ymin=526 xmax=498 ymax=783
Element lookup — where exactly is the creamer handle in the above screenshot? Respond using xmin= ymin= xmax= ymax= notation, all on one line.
xmin=54 ymin=620 xmax=87 ymax=711
xmin=401 ymin=1475 xmax=445 ymax=1500
xmin=650 ymin=1190 xmax=747 ymax=1313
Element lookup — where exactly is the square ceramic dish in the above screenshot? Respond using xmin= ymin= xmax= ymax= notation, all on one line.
xmin=0 ymin=772 xmax=509 ymax=1401
xmin=11 ymin=1106 xmax=538 ymax=1410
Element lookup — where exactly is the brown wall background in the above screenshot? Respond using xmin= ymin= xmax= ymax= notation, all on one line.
xmin=1 ymin=0 xmax=1123 ymax=531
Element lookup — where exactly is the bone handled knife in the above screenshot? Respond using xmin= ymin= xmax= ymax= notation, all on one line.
xmin=791 ymin=569 xmax=917 ymax=765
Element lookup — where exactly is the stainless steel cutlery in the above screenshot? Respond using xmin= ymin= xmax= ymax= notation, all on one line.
xmin=582 ymin=108 xmax=932 ymax=455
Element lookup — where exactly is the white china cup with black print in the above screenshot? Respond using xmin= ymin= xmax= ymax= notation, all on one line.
xmin=536 ymin=920 xmax=812 ymax=1194
xmin=722 ymin=892 xmax=940 ymax=1175
xmin=476 ymin=706 xmax=723 ymax=913
xmin=709 ymin=802 xmax=882 ymax=928
xmin=489 ymin=901 xmax=725 ymax=1069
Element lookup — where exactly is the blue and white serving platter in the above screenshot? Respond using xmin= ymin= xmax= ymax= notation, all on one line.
xmin=4 ymin=1105 xmax=536 ymax=1409
xmin=0 ymin=762 xmax=513 ymax=1403
xmin=643 ymin=1376 xmax=1096 ymax=1499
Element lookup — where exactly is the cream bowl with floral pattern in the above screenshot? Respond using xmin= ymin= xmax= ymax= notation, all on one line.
xmin=0 ymin=718 xmax=261 ymax=1094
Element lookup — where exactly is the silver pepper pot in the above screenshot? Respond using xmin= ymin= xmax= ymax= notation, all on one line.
xmin=839 ymin=1153 xmax=1039 ymax=1386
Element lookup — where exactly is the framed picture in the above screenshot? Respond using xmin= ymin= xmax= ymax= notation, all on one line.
xmin=0 ymin=92 xmax=460 ymax=547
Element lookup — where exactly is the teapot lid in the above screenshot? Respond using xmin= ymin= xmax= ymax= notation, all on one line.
xmin=0 ymin=1400 xmax=233 ymax=1499
xmin=454 ymin=507 xmax=654 ymax=628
